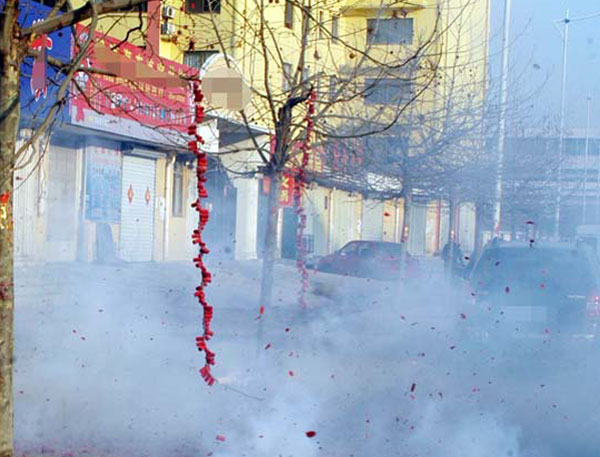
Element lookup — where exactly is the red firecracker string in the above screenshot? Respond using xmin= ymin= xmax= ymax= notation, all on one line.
xmin=292 ymin=89 xmax=316 ymax=309
xmin=189 ymin=81 xmax=216 ymax=386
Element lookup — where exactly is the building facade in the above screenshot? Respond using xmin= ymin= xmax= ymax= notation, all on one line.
xmin=15 ymin=0 xmax=489 ymax=264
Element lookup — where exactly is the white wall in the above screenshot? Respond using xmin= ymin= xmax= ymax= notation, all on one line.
xmin=361 ymin=199 xmax=384 ymax=241
xmin=233 ymin=178 xmax=258 ymax=260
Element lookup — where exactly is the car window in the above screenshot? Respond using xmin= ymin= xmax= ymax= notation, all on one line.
xmin=472 ymin=247 xmax=598 ymax=294
xmin=357 ymin=243 xmax=375 ymax=258
xmin=338 ymin=242 xmax=359 ymax=255
xmin=376 ymin=243 xmax=404 ymax=259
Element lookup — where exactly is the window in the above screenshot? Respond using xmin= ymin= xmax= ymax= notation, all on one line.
xmin=302 ymin=67 xmax=310 ymax=88
xmin=363 ymin=78 xmax=413 ymax=105
xmin=331 ymin=15 xmax=339 ymax=41
xmin=302 ymin=234 xmax=315 ymax=253
xmin=184 ymin=50 xmax=218 ymax=70
xmin=364 ymin=135 xmax=409 ymax=162
xmin=283 ymin=62 xmax=292 ymax=92
xmin=186 ymin=0 xmax=221 ymax=13
xmin=172 ymin=162 xmax=184 ymax=217
xmin=285 ymin=0 xmax=294 ymax=29
xmin=367 ymin=18 xmax=414 ymax=45
xmin=357 ymin=243 xmax=375 ymax=258
xmin=329 ymin=75 xmax=338 ymax=100
xmin=339 ymin=242 xmax=359 ymax=255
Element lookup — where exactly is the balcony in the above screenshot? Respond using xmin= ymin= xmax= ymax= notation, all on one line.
xmin=340 ymin=0 xmax=428 ymax=17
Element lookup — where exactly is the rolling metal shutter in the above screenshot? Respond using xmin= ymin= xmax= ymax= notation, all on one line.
xmin=46 ymin=143 xmax=78 ymax=260
xmin=120 ymin=155 xmax=156 ymax=261
xmin=13 ymin=143 xmax=38 ymax=261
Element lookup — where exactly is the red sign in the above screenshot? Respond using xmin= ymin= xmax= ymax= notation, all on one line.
xmin=72 ymin=25 xmax=198 ymax=134
xmin=127 ymin=185 xmax=134 ymax=204
xmin=280 ymin=174 xmax=295 ymax=207
xmin=261 ymin=174 xmax=295 ymax=207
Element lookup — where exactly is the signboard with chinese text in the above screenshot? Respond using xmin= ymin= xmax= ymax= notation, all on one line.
xmin=261 ymin=174 xmax=295 ymax=207
xmin=279 ymin=174 xmax=295 ymax=207
xmin=70 ymin=25 xmax=198 ymax=143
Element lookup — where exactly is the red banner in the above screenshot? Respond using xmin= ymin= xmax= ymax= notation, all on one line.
xmin=71 ymin=25 xmax=198 ymax=134
xmin=280 ymin=173 xmax=295 ymax=207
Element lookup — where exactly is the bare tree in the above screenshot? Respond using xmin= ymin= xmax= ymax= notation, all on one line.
xmin=0 ymin=0 xmax=176 ymax=453
xmin=181 ymin=0 xmax=469 ymax=308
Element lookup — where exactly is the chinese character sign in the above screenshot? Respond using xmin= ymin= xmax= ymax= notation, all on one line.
xmin=71 ymin=24 xmax=197 ymax=134
xmin=280 ymin=174 xmax=295 ymax=207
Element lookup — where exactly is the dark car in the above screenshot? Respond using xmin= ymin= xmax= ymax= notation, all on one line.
xmin=316 ymin=240 xmax=418 ymax=280
xmin=467 ymin=242 xmax=600 ymax=340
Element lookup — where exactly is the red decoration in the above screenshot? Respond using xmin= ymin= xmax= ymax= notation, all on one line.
xmin=190 ymin=81 xmax=216 ymax=386
xmin=292 ymin=89 xmax=316 ymax=309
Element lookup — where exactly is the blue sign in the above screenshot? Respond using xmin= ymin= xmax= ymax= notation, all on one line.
xmin=85 ymin=142 xmax=122 ymax=223
xmin=18 ymin=0 xmax=71 ymax=123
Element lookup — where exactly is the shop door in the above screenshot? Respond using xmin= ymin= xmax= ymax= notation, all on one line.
xmin=281 ymin=207 xmax=298 ymax=260
xmin=120 ymin=155 xmax=156 ymax=261
xmin=46 ymin=143 xmax=78 ymax=260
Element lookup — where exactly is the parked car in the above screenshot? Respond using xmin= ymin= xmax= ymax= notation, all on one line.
xmin=467 ymin=241 xmax=600 ymax=340
xmin=316 ymin=240 xmax=419 ymax=280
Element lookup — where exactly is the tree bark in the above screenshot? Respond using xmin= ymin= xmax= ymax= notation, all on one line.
xmin=0 ymin=12 xmax=20 ymax=455
xmin=400 ymin=188 xmax=412 ymax=244
xmin=446 ymin=197 xmax=457 ymax=278
xmin=473 ymin=201 xmax=484 ymax=258
xmin=399 ymin=188 xmax=411 ymax=278
xmin=256 ymin=172 xmax=280 ymax=358
xmin=259 ymin=172 xmax=281 ymax=309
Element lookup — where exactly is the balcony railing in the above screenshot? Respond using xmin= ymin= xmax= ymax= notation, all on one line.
xmin=340 ymin=0 xmax=428 ymax=17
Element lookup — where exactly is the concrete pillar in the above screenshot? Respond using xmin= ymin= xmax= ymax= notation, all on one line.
xmin=233 ymin=177 xmax=258 ymax=259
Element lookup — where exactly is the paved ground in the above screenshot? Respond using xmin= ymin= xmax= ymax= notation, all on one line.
xmin=12 ymin=257 xmax=600 ymax=457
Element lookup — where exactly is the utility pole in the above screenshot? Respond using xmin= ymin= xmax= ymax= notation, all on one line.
xmin=583 ymin=95 xmax=591 ymax=224
xmin=555 ymin=9 xmax=569 ymax=241
xmin=553 ymin=10 xmax=600 ymax=234
xmin=493 ymin=0 xmax=511 ymax=238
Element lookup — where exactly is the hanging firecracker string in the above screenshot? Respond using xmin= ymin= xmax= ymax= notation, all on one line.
xmin=293 ymin=89 xmax=317 ymax=309
xmin=189 ymin=80 xmax=216 ymax=386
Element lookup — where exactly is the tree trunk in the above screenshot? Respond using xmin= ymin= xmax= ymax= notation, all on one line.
xmin=399 ymin=188 xmax=411 ymax=278
xmin=473 ymin=201 xmax=484 ymax=258
xmin=446 ymin=197 xmax=456 ymax=278
xmin=256 ymin=172 xmax=281 ymax=358
xmin=400 ymin=188 xmax=411 ymax=244
xmin=259 ymin=172 xmax=281 ymax=309
xmin=0 ymin=28 xmax=20 ymax=457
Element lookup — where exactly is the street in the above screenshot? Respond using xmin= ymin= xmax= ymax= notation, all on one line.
xmin=12 ymin=259 xmax=600 ymax=457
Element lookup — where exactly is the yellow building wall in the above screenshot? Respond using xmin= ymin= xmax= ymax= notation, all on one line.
xmin=165 ymin=161 xmax=188 ymax=261
xmin=153 ymin=157 xmax=167 ymax=261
